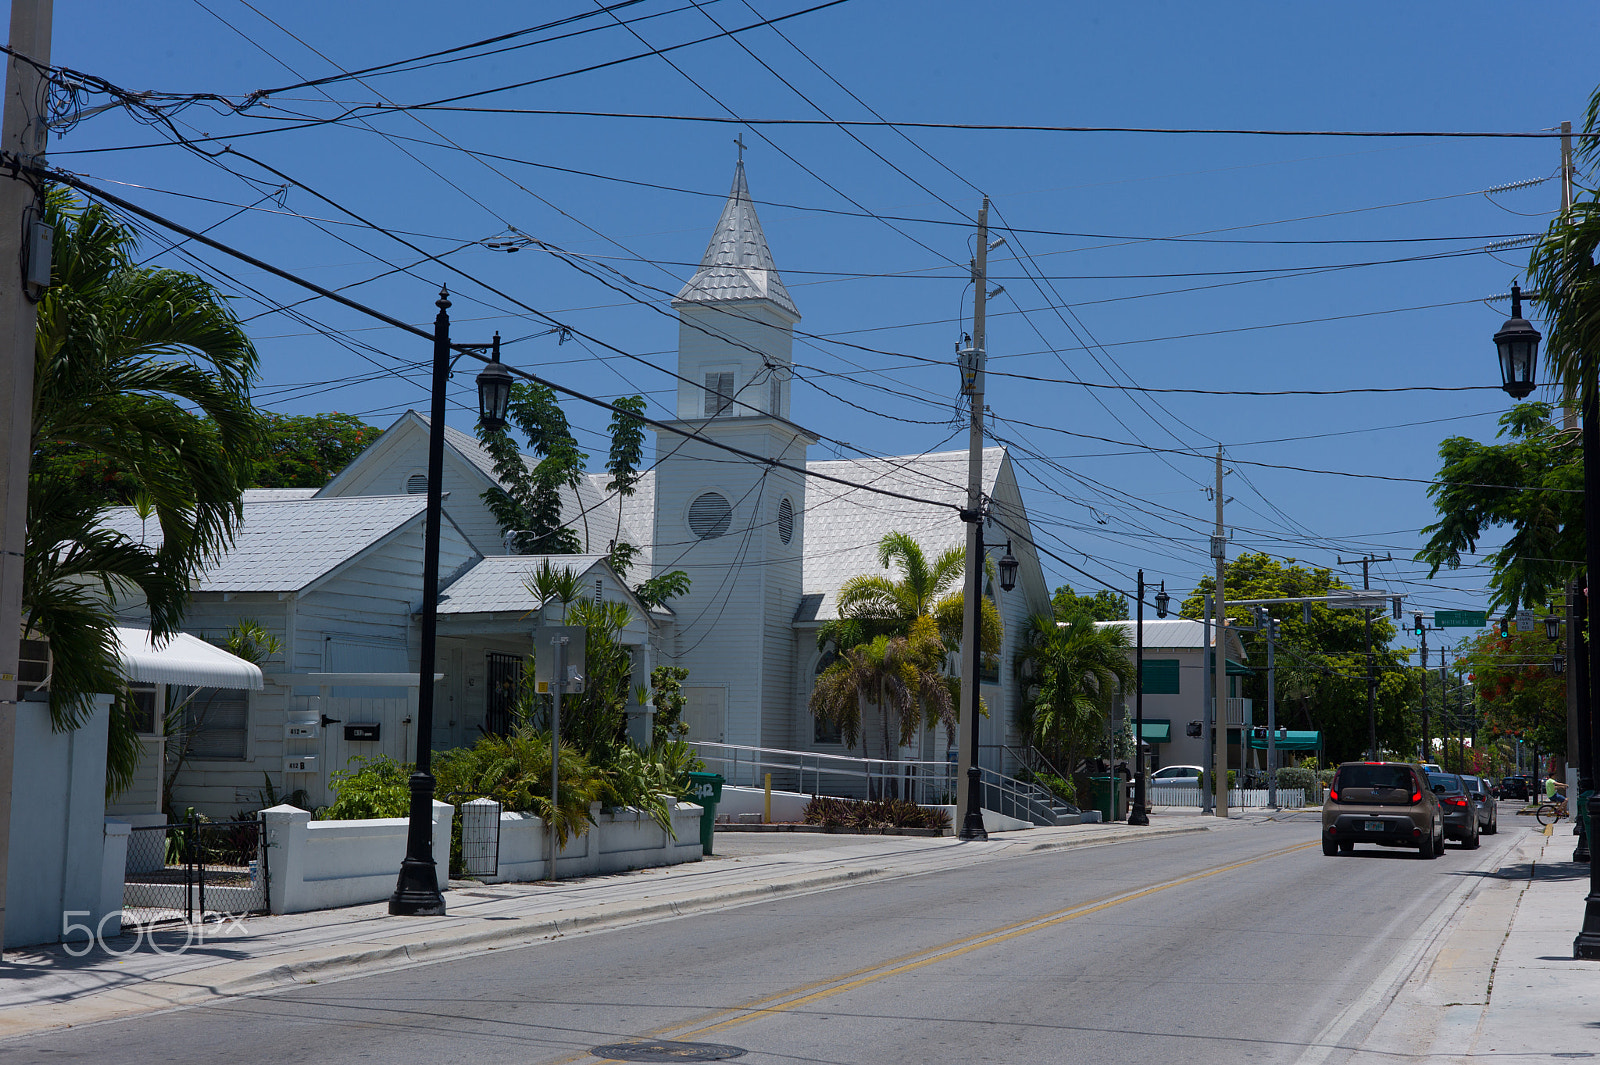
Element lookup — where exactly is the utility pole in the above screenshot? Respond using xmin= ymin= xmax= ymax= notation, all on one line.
xmin=1129 ymin=571 xmax=1149 ymax=825
xmin=1212 ymin=448 xmax=1229 ymax=819
xmin=1265 ymin=612 xmax=1279 ymax=809
xmin=1338 ymin=553 xmax=1392 ymax=759
xmin=957 ymin=198 xmax=992 ymax=841
xmin=0 ymin=0 xmax=53 ymax=958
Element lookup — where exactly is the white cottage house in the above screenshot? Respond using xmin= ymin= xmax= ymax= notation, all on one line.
xmin=123 ymin=161 xmax=1055 ymax=815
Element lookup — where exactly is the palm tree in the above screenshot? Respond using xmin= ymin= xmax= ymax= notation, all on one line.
xmin=27 ymin=189 xmax=261 ymax=792
xmin=809 ymin=617 xmax=953 ymax=796
xmin=1014 ymin=615 xmax=1133 ymax=775
xmin=820 ymin=530 xmax=1001 ymax=658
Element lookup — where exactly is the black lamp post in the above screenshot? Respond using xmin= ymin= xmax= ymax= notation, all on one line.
xmin=1490 ymin=285 xmax=1600 ymax=957
xmin=390 ymin=294 xmax=507 ymax=918
xmin=1129 ymin=572 xmax=1157 ymax=826
xmin=958 ymin=520 xmax=1018 ymax=841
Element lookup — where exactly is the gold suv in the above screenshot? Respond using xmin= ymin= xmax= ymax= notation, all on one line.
xmin=1322 ymin=761 xmax=1443 ymax=858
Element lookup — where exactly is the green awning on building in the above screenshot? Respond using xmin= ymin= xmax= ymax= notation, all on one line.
xmin=1207 ymin=657 xmax=1254 ymax=677
xmin=1246 ymin=730 xmax=1320 ymax=751
xmin=1138 ymin=720 xmax=1171 ymax=744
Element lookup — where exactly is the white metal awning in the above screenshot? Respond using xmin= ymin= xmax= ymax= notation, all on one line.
xmin=114 ymin=627 xmax=265 ymax=691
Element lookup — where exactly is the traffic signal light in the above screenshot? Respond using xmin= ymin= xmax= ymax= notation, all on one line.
xmin=1498 ymin=616 xmax=1511 ymax=637
xmin=1413 ymin=613 xmax=1424 ymax=636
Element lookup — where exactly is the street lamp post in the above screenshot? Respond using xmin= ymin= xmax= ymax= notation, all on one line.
xmin=1490 ymin=284 xmax=1600 ymax=957
xmin=389 ymin=291 xmax=508 ymax=917
xmin=1128 ymin=575 xmax=1167 ymax=827
xmin=957 ymin=517 xmax=1017 ymax=841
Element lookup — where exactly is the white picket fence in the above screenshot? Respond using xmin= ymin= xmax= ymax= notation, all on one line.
xmin=1149 ymin=786 xmax=1308 ymax=809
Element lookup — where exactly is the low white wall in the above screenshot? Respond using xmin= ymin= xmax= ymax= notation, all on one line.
xmin=5 ymin=696 xmax=125 ymax=949
xmin=929 ymin=805 xmax=1032 ymax=833
xmin=713 ymin=785 xmax=812 ymax=822
xmin=260 ymin=801 xmax=453 ymax=914
xmin=480 ymin=800 xmax=703 ymax=884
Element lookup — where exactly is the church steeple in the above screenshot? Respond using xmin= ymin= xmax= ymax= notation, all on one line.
xmin=675 ymin=160 xmax=799 ymax=321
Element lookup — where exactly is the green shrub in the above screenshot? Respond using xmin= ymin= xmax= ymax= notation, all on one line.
xmin=802 ymin=796 xmax=952 ymax=832
xmin=1034 ymin=772 xmax=1076 ymax=805
xmin=1276 ymin=766 xmax=1316 ymax=792
xmin=319 ymin=756 xmax=413 ymax=820
xmin=434 ymin=729 xmax=603 ymax=848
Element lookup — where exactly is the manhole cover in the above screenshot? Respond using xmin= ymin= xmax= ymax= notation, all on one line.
xmin=590 ymin=1041 xmax=745 ymax=1062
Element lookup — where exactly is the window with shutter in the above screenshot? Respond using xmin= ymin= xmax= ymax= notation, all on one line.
xmin=704 ymin=372 xmax=734 ymax=416
xmin=777 ymin=497 xmax=794 ymax=543
xmin=1140 ymin=658 xmax=1181 ymax=695
xmin=180 ymin=687 xmax=250 ymax=760
xmin=688 ymin=491 xmax=733 ymax=539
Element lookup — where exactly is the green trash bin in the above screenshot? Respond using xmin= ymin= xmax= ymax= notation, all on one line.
xmin=1088 ymin=774 xmax=1114 ymax=822
xmin=686 ymin=771 xmax=724 ymax=855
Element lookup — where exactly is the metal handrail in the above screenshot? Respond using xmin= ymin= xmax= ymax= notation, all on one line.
xmin=687 ymin=741 xmax=957 ymax=805
xmin=686 ymin=741 xmax=1070 ymax=823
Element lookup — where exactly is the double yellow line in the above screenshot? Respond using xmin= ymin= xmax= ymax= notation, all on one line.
xmin=558 ymin=838 xmax=1316 ymax=1061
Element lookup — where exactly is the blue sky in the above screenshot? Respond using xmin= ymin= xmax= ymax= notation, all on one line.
xmin=38 ymin=1 xmax=1600 ymax=660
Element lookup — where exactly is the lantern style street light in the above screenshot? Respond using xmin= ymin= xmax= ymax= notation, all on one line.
xmin=476 ymin=333 xmax=512 ymax=431
xmin=391 ymin=292 xmax=505 ymax=918
xmin=1155 ymin=585 xmax=1171 ymax=618
xmin=1496 ymin=284 xmax=1542 ymax=399
xmin=998 ymin=541 xmax=1019 ymax=592
xmin=1488 ymin=286 xmax=1600 ymax=957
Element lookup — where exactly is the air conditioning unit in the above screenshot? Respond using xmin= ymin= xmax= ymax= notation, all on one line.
xmin=17 ymin=628 xmax=50 ymax=692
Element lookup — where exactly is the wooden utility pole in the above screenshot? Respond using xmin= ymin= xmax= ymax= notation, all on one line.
xmin=1212 ymin=449 xmax=1228 ymax=819
xmin=956 ymin=198 xmax=991 ymax=840
xmin=0 ymin=0 xmax=53 ymax=957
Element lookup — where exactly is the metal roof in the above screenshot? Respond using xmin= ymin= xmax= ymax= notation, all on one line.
xmin=114 ymin=626 xmax=265 ymax=690
xmin=674 ymin=161 xmax=799 ymax=319
xmin=798 ymin=448 xmax=1005 ymax=622
xmin=436 ymin=554 xmax=607 ymax=615
xmin=98 ymin=495 xmax=427 ymax=592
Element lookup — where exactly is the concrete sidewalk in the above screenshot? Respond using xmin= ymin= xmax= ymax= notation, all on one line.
xmin=1356 ymin=826 xmax=1600 ymax=1063
xmin=0 ymin=817 xmax=1208 ymax=1039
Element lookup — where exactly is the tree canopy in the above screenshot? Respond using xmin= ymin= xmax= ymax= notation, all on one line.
xmin=250 ymin=412 xmax=381 ymax=488
xmin=1415 ymin=402 xmax=1580 ymax=616
xmin=1181 ymin=553 xmax=1418 ymax=762
xmin=1051 ymin=584 xmax=1128 ymax=623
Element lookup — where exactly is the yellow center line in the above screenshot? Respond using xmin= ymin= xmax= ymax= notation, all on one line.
xmin=662 ymin=839 xmax=1318 ymax=1043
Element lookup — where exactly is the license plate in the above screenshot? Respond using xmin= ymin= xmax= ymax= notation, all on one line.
xmin=1364 ymin=821 xmax=1385 ymax=832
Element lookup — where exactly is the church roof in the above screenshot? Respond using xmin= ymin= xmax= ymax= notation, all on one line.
xmin=800 ymin=447 xmax=1008 ymax=623
xmin=675 ymin=161 xmax=799 ymax=319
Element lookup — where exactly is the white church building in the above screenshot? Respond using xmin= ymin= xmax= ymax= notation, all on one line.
xmin=108 ymin=163 xmax=1054 ymax=817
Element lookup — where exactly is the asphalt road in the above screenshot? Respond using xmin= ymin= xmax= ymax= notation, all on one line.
xmin=2 ymin=805 xmax=1533 ymax=1065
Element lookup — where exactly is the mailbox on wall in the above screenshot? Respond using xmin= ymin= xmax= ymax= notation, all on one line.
xmin=285 ymin=756 xmax=317 ymax=773
xmin=344 ymin=723 xmax=381 ymax=742
xmin=286 ymin=721 xmax=319 ymax=739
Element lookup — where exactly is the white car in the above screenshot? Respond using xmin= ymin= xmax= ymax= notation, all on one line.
xmin=1150 ymin=765 xmax=1206 ymax=786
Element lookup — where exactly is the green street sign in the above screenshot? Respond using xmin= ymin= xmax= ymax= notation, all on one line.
xmin=1434 ymin=610 xmax=1488 ymax=628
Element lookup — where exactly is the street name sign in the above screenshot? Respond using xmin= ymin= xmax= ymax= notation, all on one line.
xmin=1434 ymin=610 xmax=1487 ymax=628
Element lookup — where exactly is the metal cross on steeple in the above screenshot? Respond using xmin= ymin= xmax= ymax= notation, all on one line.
xmin=735 ymin=134 xmax=746 ymax=162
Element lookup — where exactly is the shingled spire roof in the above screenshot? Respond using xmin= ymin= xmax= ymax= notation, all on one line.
xmin=675 ymin=160 xmax=799 ymax=320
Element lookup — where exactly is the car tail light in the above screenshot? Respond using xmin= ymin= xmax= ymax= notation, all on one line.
xmin=1329 ymin=789 xmax=1339 ymax=802
xmin=1444 ymin=796 xmax=1466 ymax=807
xmin=1327 ymin=825 xmax=1337 ymax=835
xmin=1412 ymin=828 xmax=1421 ymax=837
xmin=1412 ymin=791 xmax=1421 ymax=803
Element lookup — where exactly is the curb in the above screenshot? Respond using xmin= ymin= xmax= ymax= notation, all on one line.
xmin=0 ymin=819 xmax=1212 ymax=1038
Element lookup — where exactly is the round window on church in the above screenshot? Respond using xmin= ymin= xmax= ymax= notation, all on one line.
xmin=688 ymin=491 xmax=733 ymax=539
xmin=777 ymin=497 xmax=794 ymax=544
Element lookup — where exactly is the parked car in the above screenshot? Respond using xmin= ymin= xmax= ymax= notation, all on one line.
xmin=1322 ymin=761 xmax=1443 ymax=858
xmin=1428 ymin=772 xmax=1481 ymax=848
xmin=1421 ymin=763 xmax=1443 ymax=775
xmin=1149 ymin=765 xmax=1205 ymax=786
xmin=1499 ymin=775 xmax=1532 ymax=801
xmin=1460 ymin=775 xmax=1498 ymax=834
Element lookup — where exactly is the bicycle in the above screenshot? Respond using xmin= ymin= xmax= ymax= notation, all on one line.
xmin=1536 ymin=797 xmax=1569 ymax=826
